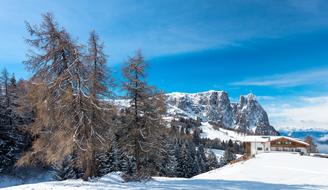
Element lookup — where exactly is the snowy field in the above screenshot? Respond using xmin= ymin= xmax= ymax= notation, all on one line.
xmin=2 ymin=152 xmax=328 ymax=190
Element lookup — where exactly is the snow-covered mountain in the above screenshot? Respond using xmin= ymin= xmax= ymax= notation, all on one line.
xmin=166 ymin=90 xmax=278 ymax=135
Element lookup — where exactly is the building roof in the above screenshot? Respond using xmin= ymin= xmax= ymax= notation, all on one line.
xmin=242 ymin=135 xmax=309 ymax=146
xmin=270 ymin=136 xmax=309 ymax=146
xmin=242 ymin=136 xmax=272 ymax=143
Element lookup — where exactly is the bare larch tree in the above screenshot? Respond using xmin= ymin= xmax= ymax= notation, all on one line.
xmin=121 ymin=50 xmax=167 ymax=180
xmin=18 ymin=13 xmax=115 ymax=180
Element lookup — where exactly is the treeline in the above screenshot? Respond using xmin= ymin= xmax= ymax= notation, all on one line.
xmin=0 ymin=69 xmax=32 ymax=174
xmin=0 ymin=13 xmax=240 ymax=181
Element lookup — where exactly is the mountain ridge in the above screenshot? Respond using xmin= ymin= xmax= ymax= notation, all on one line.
xmin=166 ymin=90 xmax=278 ymax=135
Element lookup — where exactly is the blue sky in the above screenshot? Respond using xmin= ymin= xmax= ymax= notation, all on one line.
xmin=1 ymin=0 xmax=328 ymax=130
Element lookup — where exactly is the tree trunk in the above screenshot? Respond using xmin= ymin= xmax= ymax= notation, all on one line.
xmin=82 ymin=147 xmax=95 ymax=181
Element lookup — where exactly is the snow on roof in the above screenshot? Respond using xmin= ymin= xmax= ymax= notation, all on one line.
xmin=242 ymin=136 xmax=272 ymax=142
xmin=270 ymin=136 xmax=309 ymax=146
xmin=242 ymin=135 xmax=309 ymax=146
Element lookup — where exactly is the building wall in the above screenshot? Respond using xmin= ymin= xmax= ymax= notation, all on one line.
xmin=250 ymin=142 xmax=270 ymax=156
xmin=243 ymin=137 xmax=309 ymax=156
xmin=271 ymin=147 xmax=307 ymax=154
xmin=244 ymin=142 xmax=251 ymax=157
xmin=270 ymin=137 xmax=308 ymax=154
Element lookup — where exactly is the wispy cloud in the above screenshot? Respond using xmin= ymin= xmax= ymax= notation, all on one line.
xmin=231 ymin=68 xmax=328 ymax=87
xmin=265 ymin=96 xmax=328 ymax=130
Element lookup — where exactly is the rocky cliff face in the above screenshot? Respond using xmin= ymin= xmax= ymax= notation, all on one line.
xmin=166 ymin=90 xmax=278 ymax=135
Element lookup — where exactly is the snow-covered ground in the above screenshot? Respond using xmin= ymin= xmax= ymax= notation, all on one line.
xmin=195 ymin=152 xmax=328 ymax=187
xmin=200 ymin=122 xmax=247 ymax=141
xmin=2 ymin=152 xmax=328 ymax=190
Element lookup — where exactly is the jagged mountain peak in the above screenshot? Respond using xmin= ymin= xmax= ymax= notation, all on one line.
xmin=166 ymin=90 xmax=278 ymax=135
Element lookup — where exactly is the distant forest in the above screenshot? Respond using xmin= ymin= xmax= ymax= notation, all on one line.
xmin=0 ymin=13 xmax=243 ymax=181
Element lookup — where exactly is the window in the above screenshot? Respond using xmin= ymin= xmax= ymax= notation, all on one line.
xmin=276 ymin=141 xmax=281 ymax=145
xmin=257 ymin=147 xmax=263 ymax=151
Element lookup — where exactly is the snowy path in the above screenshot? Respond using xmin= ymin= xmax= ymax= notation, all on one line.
xmin=2 ymin=152 xmax=328 ymax=190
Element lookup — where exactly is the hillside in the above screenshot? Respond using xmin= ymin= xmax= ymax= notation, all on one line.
xmin=195 ymin=152 xmax=328 ymax=186
xmin=3 ymin=152 xmax=327 ymax=190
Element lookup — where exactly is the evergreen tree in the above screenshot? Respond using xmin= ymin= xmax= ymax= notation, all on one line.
xmin=0 ymin=68 xmax=10 ymax=107
xmin=188 ymin=141 xmax=199 ymax=176
xmin=207 ymin=151 xmax=219 ymax=170
xmin=0 ymin=69 xmax=31 ymax=174
xmin=193 ymin=128 xmax=201 ymax=146
xmin=165 ymin=151 xmax=178 ymax=177
xmin=176 ymin=142 xmax=196 ymax=178
xmin=156 ymin=137 xmax=176 ymax=177
xmin=96 ymin=139 xmax=123 ymax=176
xmin=52 ymin=154 xmax=81 ymax=180
xmin=219 ymin=140 xmax=237 ymax=167
xmin=196 ymin=144 xmax=208 ymax=173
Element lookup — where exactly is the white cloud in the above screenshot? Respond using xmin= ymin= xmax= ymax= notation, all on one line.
xmin=255 ymin=96 xmax=276 ymax=101
xmin=319 ymin=134 xmax=328 ymax=142
xmin=265 ymin=96 xmax=328 ymax=130
xmin=231 ymin=68 xmax=328 ymax=87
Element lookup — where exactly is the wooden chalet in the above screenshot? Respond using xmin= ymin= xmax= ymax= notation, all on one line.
xmin=243 ymin=136 xmax=309 ymax=157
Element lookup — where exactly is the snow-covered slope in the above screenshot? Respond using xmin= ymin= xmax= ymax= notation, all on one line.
xmin=3 ymin=153 xmax=328 ymax=190
xmin=199 ymin=122 xmax=247 ymax=141
xmin=194 ymin=152 xmax=328 ymax=187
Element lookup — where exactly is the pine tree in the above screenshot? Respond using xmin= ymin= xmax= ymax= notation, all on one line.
xmin=188 ymin=141 xmax=199 ymax=176
xmin=207 ymin=151 xmax=219 ymax=170
xmin=161 ymin=138 xmax=178 ymax=177
xmin=219 ymin=140 xmax=237 ymax=167
xmin=96 ymin=138 xmax=124 ymax=176
xmin=96 ymin=151 xmax=114 ymax=176
xmin=0 ymin=68 xmax=10 ymax=107
xmin=52 ymin=154 xmax=81 ymax=180
xmin=121 ymin=50 xmax=166 ymax=180
xmin=176 ymin=141 xmax=196 ymax=178
xmin=0 ymin=70 xmax=30 ymax=174
xmin=196 ymin=144 xmax=208 ymax=173
xmin=193 ymin=128 xmax=201 ymax=146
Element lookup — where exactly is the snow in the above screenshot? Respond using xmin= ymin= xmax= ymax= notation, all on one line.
xmin=166 ymin=104 xmax=199 ymax=120
xmin=3 ymin=152 xmax=327 ymax=190
xmin=242 ymin=135 xmax=272 ymax=142
xmin=200 ymin=122 xmax=246 ymax=141
xmin=0 ymin=169 xmax=54 ymax=188
xmin=200 ymin=122 xmax=310 ymax=149
xmin=113 ymin=99 xmax=130 ymax=108
xmin=166 ymin=90 xmax=224 ymax=97
xmin=270 ymin=136 xmax=309 ymax=146
xmin=209 ymin=148 xmax=242 ymax=160
xmin=242 ymin=135 xmax=309 ymax=146
xmin=209 ymin=149 xmax=225 ymax=159
xmin=195 ymin=152 xmax=328 ymax=188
